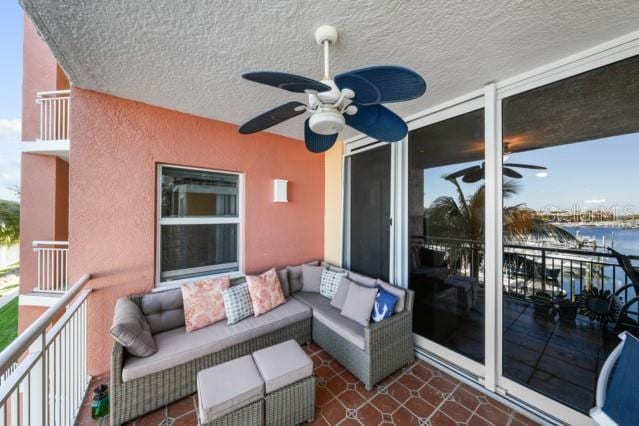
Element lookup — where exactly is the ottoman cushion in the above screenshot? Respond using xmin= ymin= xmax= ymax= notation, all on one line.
xmin=197 ymin=355 xmax=264 ymax=423
xmin=252 ymin=340 xmax=313 ymax=393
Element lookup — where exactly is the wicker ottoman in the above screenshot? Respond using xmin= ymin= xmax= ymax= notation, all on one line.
xmin=197 ymin=355 xmax=265 ymax=426
xmin=253 ymin=340 xmax=315 ymax=426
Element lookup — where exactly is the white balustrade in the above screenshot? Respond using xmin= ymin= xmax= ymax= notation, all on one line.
xmin=36 ymin=90 xmax=70 ymax=141
xmin=33 ymin=241 xmax=68 ymax=293
xmin=0 ymin=274 xmax=91 ymax=425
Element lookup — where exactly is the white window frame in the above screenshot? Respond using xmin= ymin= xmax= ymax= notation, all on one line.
xmin=155 ymin=164 xmax=244 ymax=289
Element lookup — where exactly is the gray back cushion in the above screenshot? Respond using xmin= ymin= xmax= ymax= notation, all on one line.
xmin=110 ymin=298 xmax=157 ymax=357
xmin=347 ymin=271 xmax=377 ymax=288
xmin=277 ymin=268 xmax=290 ymax=296
xmin=287 ymin=261 xmax=320 ymax=294
xmin=140 ymin=289 xmax=185 ymax=334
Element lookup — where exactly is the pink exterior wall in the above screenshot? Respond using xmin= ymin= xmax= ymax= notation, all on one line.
xmin=18 ymin=155 xmax=69 ymax=294
xmin=21 ymin=16 xmax=59 ymax=141
xmin=69 ymin=88 xmax=325 ymax=375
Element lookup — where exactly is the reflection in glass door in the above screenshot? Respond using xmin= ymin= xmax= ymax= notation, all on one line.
xmin=345 ymin=144 xmax=392 ymax=281
xmin=408 ymin=108 xmax=486 ymax=366
xmin=500 ymin=55 xmax=639 ymax=414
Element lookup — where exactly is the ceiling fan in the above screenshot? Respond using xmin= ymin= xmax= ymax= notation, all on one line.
xmin=445 ymin=162 xmax=547 ymax=183
xmin=238 ymin=25 xmax=427 ymax=153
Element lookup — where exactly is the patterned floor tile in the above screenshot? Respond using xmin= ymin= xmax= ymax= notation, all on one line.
xmin=77 ymin=345 xmax=540 ymax=426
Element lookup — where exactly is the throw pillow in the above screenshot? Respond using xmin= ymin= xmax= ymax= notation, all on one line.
xmin=330 ymin=276 xmax=353 ymax=310
xmin=181 ymin=276 xmax=230 ymax=332
xmin=246 ymin=268 xmax=286 ymax=316
xmin=320 ymin=268 xmax=347 ymax=299
xmin=371 ymin=287 xmax=399 ymax=323
xmin=376 ymin=279 xmax=406 ymax=313
xmin=221 ymin=283 xmax=255 ymax=325
xmin=341 ymin=283 xmax=378 ymax=326
xmin=110 ymin=298 xmax=157 ymax=357
xmin=302 ymin=264 xmax=324 ymax=293
xmin=276 ymin=268 xmax=290 ymax=296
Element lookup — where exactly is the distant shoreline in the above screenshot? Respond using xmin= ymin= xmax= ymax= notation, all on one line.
xmin=549 ymin=222 xmax=639 ymax=229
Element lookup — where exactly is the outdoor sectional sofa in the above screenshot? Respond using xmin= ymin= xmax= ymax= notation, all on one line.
xmin=110 ymin=264 xmax=414 ymax=425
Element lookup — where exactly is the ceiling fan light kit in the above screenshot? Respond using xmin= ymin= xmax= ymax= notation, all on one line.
xmin=239 ymin=25 xmax=427 ymax=153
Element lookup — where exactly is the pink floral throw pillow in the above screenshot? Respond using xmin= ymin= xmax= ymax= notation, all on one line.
xmin=246 ymin=268 xmax=286 ymax=316
xmin=181 ymin=276 xmax=230 ymax=332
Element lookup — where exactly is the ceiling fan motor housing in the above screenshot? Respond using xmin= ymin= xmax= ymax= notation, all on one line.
xmin=309 ymin=110 xmax=345 ymax=135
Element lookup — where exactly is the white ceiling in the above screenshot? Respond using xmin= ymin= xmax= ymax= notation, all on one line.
xmin=22 ymin=0 xmax=639 ymax=140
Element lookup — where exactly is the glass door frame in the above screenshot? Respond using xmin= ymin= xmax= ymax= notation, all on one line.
xmin=401 ymin=93 xmax=487 ymax=380
xmin=342 ymin=140 xmax=398 ymax=283
xmin=342 ymin=31 xmax=639 ymax=424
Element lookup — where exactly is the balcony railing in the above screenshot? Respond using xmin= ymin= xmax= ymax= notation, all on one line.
xmin=0 ymin=274 xmax=91 ymax=425
xmin=417 ymin=236 xmax=639 ymax=308
xmin=33 ymin=241 xmax=68 ymax=293
xmin=36 ymin=90 xmax=70 ymax=141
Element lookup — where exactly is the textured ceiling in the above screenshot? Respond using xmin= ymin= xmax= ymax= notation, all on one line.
xmin=22 ymin=0 xmax=639 ymax=141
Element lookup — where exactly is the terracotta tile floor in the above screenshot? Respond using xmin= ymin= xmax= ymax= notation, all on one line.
xmin=76 ymin=343 xmax=539 ymax=425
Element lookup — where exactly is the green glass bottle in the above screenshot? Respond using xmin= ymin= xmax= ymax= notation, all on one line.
xmin=91 ymin=384 xmax=110 ymax=419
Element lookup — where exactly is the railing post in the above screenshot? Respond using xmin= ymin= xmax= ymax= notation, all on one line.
xmin=29 ymin=333 xmax=47 ymax=425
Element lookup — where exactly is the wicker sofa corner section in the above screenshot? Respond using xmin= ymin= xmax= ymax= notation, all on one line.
xmin=312 ymin=289 xmax=415 ymax=390
xmin=110 ymin=304 xmax=311 ymax=425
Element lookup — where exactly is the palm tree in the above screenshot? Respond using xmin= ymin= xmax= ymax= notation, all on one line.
xmin=425 ymin=177 xmax=575 ymax=278
xmin=0 ymin=200 xmax=20 ymax=245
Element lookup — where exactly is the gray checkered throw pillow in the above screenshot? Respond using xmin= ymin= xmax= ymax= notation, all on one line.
xmin=320 ymin=269 xmax=347 ymax=299
xmin=221 ymin=283 xmax=254 ymax=324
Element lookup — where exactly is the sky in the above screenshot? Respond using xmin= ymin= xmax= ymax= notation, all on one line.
xmin=0 ymin=1 xmax=23 ymax=203
xmin=423 ymin=132 xmax=639 ymax=214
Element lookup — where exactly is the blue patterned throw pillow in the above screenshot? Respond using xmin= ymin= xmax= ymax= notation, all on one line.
xmin=221 ymin=283 xmax=254 ymax=325
xmin=371 ymin=287 xmax=398 ymax=323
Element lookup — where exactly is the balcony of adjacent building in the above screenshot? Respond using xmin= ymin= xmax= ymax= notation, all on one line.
xmin=21 ymin=90 xmax=70 ymax=161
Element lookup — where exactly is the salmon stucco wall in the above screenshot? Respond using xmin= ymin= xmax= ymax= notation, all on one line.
xmin=324 ymin=141 xmax=344 ymax=266
xmin=69 ymin=88 xmax=325 ymax=375
xmin=21 ymin=16 xmax=61 ymax=141
xmin=19 ymin=155 xmax=69 ymax=294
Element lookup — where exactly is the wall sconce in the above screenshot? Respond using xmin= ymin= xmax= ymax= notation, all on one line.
xmin=273 ymin=179 xmax=288 ymax=202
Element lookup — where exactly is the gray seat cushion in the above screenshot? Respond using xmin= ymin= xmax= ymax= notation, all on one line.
xmin=293 ymin=292 xmax=366 ymax=350
xmin=140 ymin=289 xmax=185 ymax=333
xmin=252 ymin=339 xmax=312 ymax=393
xmin=197 ymin=355 xmax=264 ymax=423
xmin=122 ymin=297 xmax=311 ymax=381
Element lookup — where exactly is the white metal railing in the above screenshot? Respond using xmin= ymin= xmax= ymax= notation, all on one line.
xmin=0 ymin=274 xmax=91 ymax=425
xmin=36 ymin=90 xmax=70 ymax=141
xmin=33 ymin=241 xmax=69 ymax=293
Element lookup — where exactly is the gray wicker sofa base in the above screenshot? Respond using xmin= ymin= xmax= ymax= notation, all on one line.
xmin=294 ymin=289 xmax=415 ymax=390
xmin=111 ymin=316 xmax=311 ymax=425
xmin=203 ymin=400 xmax=265 ymax=426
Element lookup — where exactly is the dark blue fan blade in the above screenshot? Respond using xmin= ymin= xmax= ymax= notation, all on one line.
xmin=332 ymin=73 xmax=381 ymax=106
xmin=304 ymin=119 xmax=338 ymax=153
xmin=345 ymin=105 xmax=407 ymax=142
xmin=239 ymin=101 xmax=306 ymax=134
xmin=243 ymin=71 xmax=331 ymax=93
xmin=335 ymin=66 xmax=426 ymax=104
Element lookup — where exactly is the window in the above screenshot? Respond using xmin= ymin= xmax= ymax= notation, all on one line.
xmin=157 ymin=165 xmax=242 ymax=285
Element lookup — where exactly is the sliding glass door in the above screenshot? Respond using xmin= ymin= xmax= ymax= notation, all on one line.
xmin=341 ymin=47 xmax=639 ymax=424
xmin=344 ymin=144 xmax=392 ymax=281
xmin=498 ymin=54 xmax=639 ymax=414
xmin=407 ymin=104 xmax=486 ymax=373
